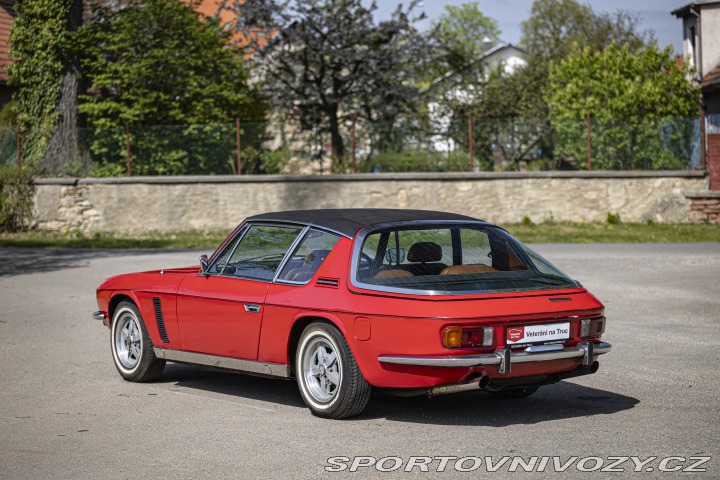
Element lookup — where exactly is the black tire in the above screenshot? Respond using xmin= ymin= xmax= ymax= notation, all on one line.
xmin=295 ymin=323 xmax=371 ymax=419
xmin=110 ymin=301 xmax=165 ymax=382
xmin=487 ymin=386 xmax=539 ymax=399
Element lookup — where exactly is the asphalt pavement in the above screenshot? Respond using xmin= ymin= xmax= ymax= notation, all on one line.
xmin=0 ymin=243 xmax=718 ymax=479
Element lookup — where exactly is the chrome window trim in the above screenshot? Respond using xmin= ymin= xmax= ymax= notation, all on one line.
xmin=247 ymin=219 xmax=351 ymax=239
xmin=272 ymin=226 xmax=311 ymax=283
xmin=274 ymin=228 xmax=342 ymax=286
xmin=349 ymin=221 xmax=580 ymax=297
xmin=207 ymin=223 xmax=305 ymax=282
xmin=207 ymin=224 xmax=249 ymax=276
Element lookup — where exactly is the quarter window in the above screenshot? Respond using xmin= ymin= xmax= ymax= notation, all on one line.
xmin=278 ymin=230 xmax=340 ymax=283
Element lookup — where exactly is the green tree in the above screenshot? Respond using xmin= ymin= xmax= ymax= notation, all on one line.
xmin=515 ymin=0 xmax=651 ymax=166
xmin=77 ymin=0 xmax=264 ymax=175
xmin=9 ymin=0 xmax=84 ymax=174
xmin=546 ymin=43 xmax=699 ymax=169
xmin=521 ymin=0 xmax=647 ymax=63
xmin=232 ymin=0 xmax=428 ymax=167
xmin=431 ymin=3 xmax=501 ymax=75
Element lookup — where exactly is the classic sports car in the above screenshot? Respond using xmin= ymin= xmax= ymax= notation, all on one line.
xmin=93 ymin=209 xmax=611 ymax=419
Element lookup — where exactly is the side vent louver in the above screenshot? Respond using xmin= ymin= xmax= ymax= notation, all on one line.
xmin=152 ymin=297 xmax=170 ymax=343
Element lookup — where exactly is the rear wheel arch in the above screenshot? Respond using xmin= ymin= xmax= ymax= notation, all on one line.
xmin=288 ymin=315 xmax=350 ymax=370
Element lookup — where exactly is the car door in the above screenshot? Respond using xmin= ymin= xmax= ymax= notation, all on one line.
xmin=176 ymin=224 xmax=305 ymax=359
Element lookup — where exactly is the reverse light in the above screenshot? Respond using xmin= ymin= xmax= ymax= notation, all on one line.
xmin=443 ymin=327 xmax=494 ymax=348
xmin=580 ymin=317 xmax=606 ymax=338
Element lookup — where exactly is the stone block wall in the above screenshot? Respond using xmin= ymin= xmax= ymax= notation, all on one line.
xmin=32 ymin=171 xmax=709 ymax=234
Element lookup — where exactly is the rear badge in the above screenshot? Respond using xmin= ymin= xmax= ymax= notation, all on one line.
xmin=548 ymin=297 xmax=572 ymax=302
xmin=507 ymin=327 xmax=525 ymax=342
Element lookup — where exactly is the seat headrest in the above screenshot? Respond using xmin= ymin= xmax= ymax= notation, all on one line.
xmin=305 ymin=249 xmax=331 ymax=267
xmin=407 ymin=242 xmax=442 ymax=263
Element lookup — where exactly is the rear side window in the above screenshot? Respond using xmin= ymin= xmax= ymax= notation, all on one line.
xmin=278 ymin=230 xmax=340 ymax=283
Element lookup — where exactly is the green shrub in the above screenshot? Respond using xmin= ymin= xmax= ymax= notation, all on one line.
xmin=362 ymin=150 xmax=469 ymax=173
xmin=606 ymin=212 xmax=621 ymax=225
xmin=0 ymin=167 xmax=34 ymax=232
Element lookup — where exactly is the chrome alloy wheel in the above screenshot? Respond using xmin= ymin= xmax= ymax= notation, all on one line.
xmin=114 ymin=311 xmax=142 ymax=370
xmin=302 ymin=336 xmax=342 ymax=403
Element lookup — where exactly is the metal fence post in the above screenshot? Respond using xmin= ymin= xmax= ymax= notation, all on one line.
xmin=701 ymin=109 xmax=707 ymax=171
xmin=351 ymin=115 xmax=357 ymax=173
xmin=124 ymin=120 xmax=132 ymax=176
xmin=468 ymin=114 xmax=474 ymax=172
xmin=16 ymin=124 xmax=21 ymax=170
xmin=236 ymin=117 xmax=242 ymax=175
xmin=586 ymin=114 xmax=592 ymax=171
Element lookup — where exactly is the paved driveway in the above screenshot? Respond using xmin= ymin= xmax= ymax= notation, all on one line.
xmin=0 ymin=244 xmax=718 ymax=479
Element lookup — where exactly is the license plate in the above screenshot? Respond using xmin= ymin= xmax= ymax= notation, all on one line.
xmin=506 ymin=322 xmax=570 ymax=347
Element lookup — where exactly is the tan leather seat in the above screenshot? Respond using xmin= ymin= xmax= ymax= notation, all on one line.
xmin=440 ymin=264 xmax=498 ymax=275
xmin=508 ymin=254 xmax=527 ymax=271
xmin=373 ymin=269 xmax=413 ymax=279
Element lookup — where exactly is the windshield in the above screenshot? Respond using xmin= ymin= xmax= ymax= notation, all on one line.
xmin=354 ymin=223 xmax=578 ymax=294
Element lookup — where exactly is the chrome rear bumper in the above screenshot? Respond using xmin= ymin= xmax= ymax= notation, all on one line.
xmin=378 ymin=341 xmax=611 ymax=374
xmin=91 ymin=311 xmax=107 ymax=321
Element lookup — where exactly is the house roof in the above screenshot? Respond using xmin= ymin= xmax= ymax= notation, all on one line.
xmin=193 ymin=0 xmax=276 ymax=57
xmin=0 ymin=1 xmax=16 ymax=84
xmin=672 ymin=0 xmax=720 ymax=18
xmin=246 ymin=209 xmax=483 ymax=238
xmin=422 ymin=42 xmax=527 ymax=95
xmin=702 ymin=63 xmax=720 ymax=91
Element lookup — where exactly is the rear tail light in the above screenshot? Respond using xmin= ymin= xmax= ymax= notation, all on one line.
xmin=580 ymin=317 xmax=606 ymax=338
xmin=443 ymin=327 xmax=494 ymax=348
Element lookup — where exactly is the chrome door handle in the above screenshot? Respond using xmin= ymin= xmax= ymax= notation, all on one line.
xmin=244 ymin=304 xmax=261 ymax=313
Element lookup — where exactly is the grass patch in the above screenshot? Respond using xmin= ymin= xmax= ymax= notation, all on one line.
xmin=502 ymin=221 xmax=720 ymax=244
xmin=0 ymin=222 xmax=718 ymax=249
xmin=0 ymin=230 xmax=229 ymax=249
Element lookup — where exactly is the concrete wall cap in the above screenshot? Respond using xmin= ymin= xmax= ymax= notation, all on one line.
xmin=33 ymin=170 xmax=708 ymax=186
xmin=685 ymin=190 xmax=720 ymax=198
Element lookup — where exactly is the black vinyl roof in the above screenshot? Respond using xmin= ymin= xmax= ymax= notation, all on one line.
xmin=246 ymin=209 xmax=484 ymax=238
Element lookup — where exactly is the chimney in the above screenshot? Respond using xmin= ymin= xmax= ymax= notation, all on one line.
xmin=482 ymin=36 xmax=494 ymax=52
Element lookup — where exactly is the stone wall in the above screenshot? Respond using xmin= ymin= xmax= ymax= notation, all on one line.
xmin=33 ymin=171 xmax=709 ymax=234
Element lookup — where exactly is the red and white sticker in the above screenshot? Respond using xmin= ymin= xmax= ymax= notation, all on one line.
xmin=506 ymin=322 xmax=570 ymax=346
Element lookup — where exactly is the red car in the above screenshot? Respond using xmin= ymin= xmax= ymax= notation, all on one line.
xmin=93 ymin=209 xmax=611 ymax=419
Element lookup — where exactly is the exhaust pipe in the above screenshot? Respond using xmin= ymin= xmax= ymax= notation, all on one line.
xmin=425 ymin=375 xmax=490 ymax=398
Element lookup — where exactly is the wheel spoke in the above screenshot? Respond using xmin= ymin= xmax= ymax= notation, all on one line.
xmin=324 ymin=351 xmax=336 ymax=367
xmin=314 ymin=346 xmax=325 ymax=364
xmin=326 ymin=370 xmax=339 ymax=386
xmin=310 ymin=366 xmax=321 ymax=376
xmin=319 ymin=375 xmax=327 ymax=392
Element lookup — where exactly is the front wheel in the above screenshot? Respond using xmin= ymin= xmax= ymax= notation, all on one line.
xmin=295 ymin=323 xmax=371 ymax=419
xmin=110 ymin=301 xmax=165 ymax=382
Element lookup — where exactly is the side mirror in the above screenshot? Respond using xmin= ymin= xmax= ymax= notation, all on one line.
xmin=199 ymin=255 xmax=209 ymax=274
xmin=385 ymin=247 xmax=406 ymax=264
